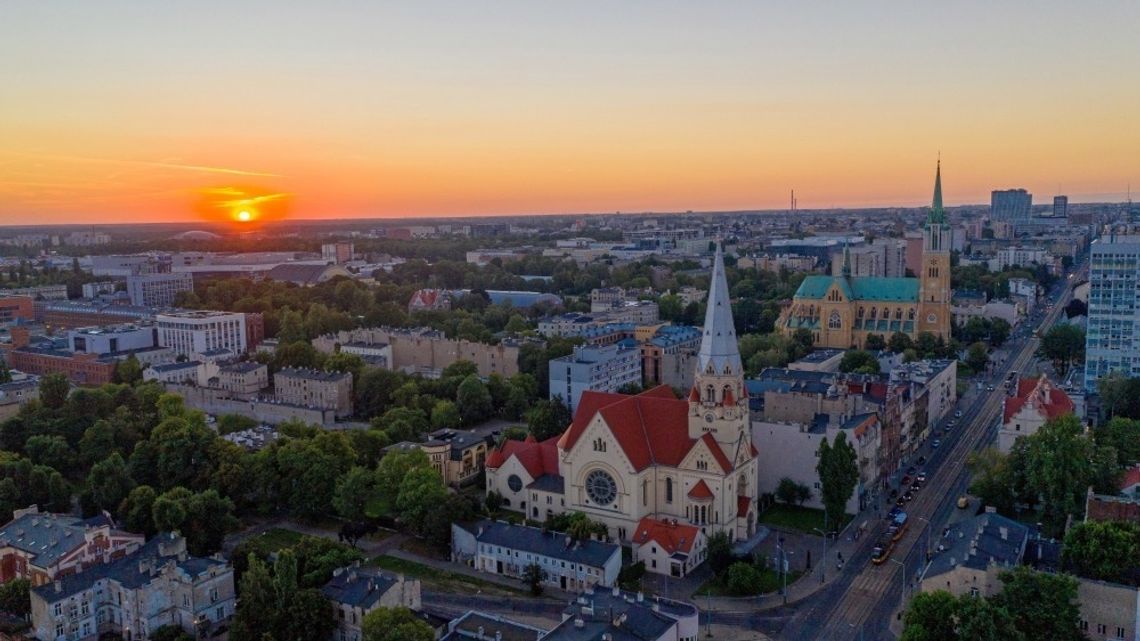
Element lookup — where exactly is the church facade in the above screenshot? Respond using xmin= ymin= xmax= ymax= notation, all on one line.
xmin=777 ymin=163 xmax=953 ymax=349
xmin=486 ymin=246 xmax=760 ymax=543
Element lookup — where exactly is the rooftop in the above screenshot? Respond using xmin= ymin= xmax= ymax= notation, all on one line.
xmin=320 ymin=567 xmax=399 ymax=609
xmin=459 ymin=520 xmax=620 ymax=568
xmin=924 ymin=512 xmax=1029 ymax=578
xmin=441 ymin=610 xmax=548 ymax=641
xmin=275 ymin=367 xmax=352 ymax=382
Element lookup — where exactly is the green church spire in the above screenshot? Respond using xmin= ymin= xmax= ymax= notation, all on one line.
xmin=928 ymin=158 xmax=946 ymax=225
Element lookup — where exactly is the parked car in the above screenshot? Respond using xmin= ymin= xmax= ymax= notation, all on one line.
xmin=910 ymin=483 xmax=921 ymax=493
xmin=932 ymin=439 xmax=941 ymax=449
xmin=901 ymin=475 xmax=912 ymax=486
xmin=906 ymin=466 xmax=917 ymax=476
xmin=917 ymin=456 xmax=927 ymax=465
xmin=916 ymin=471 xmax=928 ymax=483
xmin=903 ymin=491 xmax=914 ymax=502
xmin=954 ymin=410 xmax=963 ymax=418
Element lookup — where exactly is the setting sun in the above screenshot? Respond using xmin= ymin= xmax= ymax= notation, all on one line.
xmin=236 ymin=209 xmax=253 ymax=222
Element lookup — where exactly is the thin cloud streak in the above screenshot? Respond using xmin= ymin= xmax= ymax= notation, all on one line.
xmin=0 ymin=151 xmax=281 ymax=178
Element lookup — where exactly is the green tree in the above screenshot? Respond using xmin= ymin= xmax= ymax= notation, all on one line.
xmin=86 ymin=452 xmax=135 ymax=514
xmin=707 ymin=531 xmax=734 ymax=575
xmin=1025 ymin=415 xmax=1098 ymax=536
xmin=992 ymin=566 xmax=1083 ymax=641
xmin=888 ymin=331 xmax=914 ymax=353
xmin=150 ymin=626 xmax=195 ymax=641
xmin=429 ymin=400 xmax=462 ymax=430
xmin=775 ymin=477 xmax=801 ymax=505
xmin=362 ymin=607 xmax=435 ymax=641
xmin=0 ymin=577 xmax=30 ymax=617
xmin=217 ymin=414 xmax=258 ymax=435
xmin=1092 ymin=416 xmax=1140 ymax=467
xmin=864 ymin=334 xmax=886 ymax=351
xmin=375 ymin=448 xmax=431 ymax=502
xmin=954 ymin=595 xmax=1024 ymax=641
xmin=1038 ymin=324 xmax=1086 ymax=376
xmin=39 ymin=373 xmax=71 ymax=409
xmin=966 ymin=342 xmax=989 ymax=373
xmin=522 ymin=562 xmax=546 ymax=596
xmin=725 ymin=562 xmax=763 ymax=596
xmin=395 ymin=467 xmax=447 ymax=534
xmin=526 ymin=397 xmax=572 ymax=440
xmin=838 ymin=350 xmax=880 ymax=374
xmin=114 ymin=355 xmax=144 ymax=385
xmin=25 ymin=434 xmax=73 ymax=473
xmin=900 ymin=590 xmax=959 ymax=641
xmin=119 ymin=485 xmax=157 ymax=536
xmin=456 ymin=374 xmax=493 ymax=425
xmin=816 ymin=432 xmax=858 ymax=529
xmin=966 ymin=448 xmax=1015 ymax=515
xmin=290 ymin=536 xmax=365 ymax=588
xmin=1061 ymin=520 xmax=1140 ymax=586
xmin=333 ymin=466 xmax=377 ymax=523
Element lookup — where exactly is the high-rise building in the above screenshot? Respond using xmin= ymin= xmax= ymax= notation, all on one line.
xmin=321 ymin=242 xmax=354 ymax=264
xmin=991 ymin=189 xmax=1033 ymax=223
xmin=156 ymin=310 xmax=247 ymax=359
xmin=1054 ymin=195 xmax=1069 ymax=218
xmin=548 ymin=343 xmax=642 ymax=412
xmin=1085 ymin=235 xmax=1140 ymax=391
xmin=126 ymin=272 xmax=193 ymax=307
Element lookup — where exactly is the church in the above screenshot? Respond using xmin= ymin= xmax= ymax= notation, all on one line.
xmin=776 ymin=162 xmax=953 ymax=349
xmin=485 ymin=245 xmax=760 ymax=544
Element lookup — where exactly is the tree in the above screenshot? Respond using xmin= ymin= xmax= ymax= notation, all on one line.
xmin=900 ymin=590 xmax=959 ymax=641
xmin=725 ymin=562 xmax=763 ymax=596
xmin=86 ymin=452 xmax=135 ymax=514
xmin=1092 ymin=416 xmax=1140 ymax=468
xmin=290 ymin=536 xmax=365 ymax=588
xmin=456 ymin=374 xmax=493 ymax=425
xmin=395 ymin=467 xmax=447 ymax=534
xmin=25 ymin=435 xmax=73 ymax=473
xmin=966 ymin=448 xmax=1015 ymax=515
xmin=966 ymin=342 xmax=989 ymax=373
xmin=1025 ymin=415 xmax=1098 ymax=536
xmin=992 ymin=566 xmax=1083 ymax=641
xmin=864 ymin=334 xmax=886 ymax=351
xmin=989 ymin=318 xmax=1011 ymax=347
xmin=1038 ymin=324 xmax=1086 ymax=376
xmin=217 ymin=414 xmax=258 ymax=435
xmin=362 ymin=607 xmax=435 ymax=641
xmin=0 ymin=577 xmax=30 ymax=618
xmin=114 ymin=355 xmax=144 ymax=386
xmin=429 ymin=400 xmax=462 ymax=430
xmin=838 ymin=350 xmax=880 ymax=374
xmin=526 ymin=397 xmax=572 ymax=440
xmin=375 ymin=448 xmax=431 ymax=503
xmin=954 ymin=595 xmax=1024 ymax=641
xmin=333 ymin=466 xmax=377 ymax=523
xmin=119 ymin=485 xmax=158 ymax=536
xmin=39 ymin=373 xmax=70 ymax=409
xmin=816 ymin=432 xmax=858 ymax=529
xmin=1061 ymin=520 xmax=1140 ymax=586
xmin=523 ymin=562 xmax=546 ymax=595
xmin=776 ymin=477 xmax=801 ymax=505
xmin=889 ymin=331 xmax=914 ymax=353
xmin=707 ymin=531 xmax=734 ymax=576
xmin=151 ymin=626 xmax=195 ymax=641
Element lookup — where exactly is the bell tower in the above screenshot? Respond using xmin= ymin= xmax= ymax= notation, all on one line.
xmin=688 ymin=243 xmax=749 ymax=448
xmin=918 ymin=159 xmax=952 ymax=340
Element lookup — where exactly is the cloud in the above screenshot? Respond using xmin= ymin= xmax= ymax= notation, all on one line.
xmin=0 ymin=150 xmax=281 ymax=178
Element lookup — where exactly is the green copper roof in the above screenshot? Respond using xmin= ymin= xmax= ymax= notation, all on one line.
xmin=927 ymin=159 xmax=946 ymax=225
xmin=793 ymin=275 xmax=919 ymax=302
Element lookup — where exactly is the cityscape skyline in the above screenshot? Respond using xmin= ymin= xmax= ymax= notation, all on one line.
xmin=2 ymin=1 xmax=1139 ymax=225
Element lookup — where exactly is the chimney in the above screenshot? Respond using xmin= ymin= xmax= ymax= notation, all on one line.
xmin=636 ymin=591 xmax=643 ymax=602
xmin=53 ymin=580 xmax=60 ymax=594
xmin=999 ymin=526 xmax=1008 ymax=541
xmin=612 ymin=585 xmax=620 ymax=597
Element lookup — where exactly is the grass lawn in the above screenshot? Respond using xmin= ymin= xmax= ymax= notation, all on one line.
xmin=240 ymin=528 xmax=305 ymax=556
xmin=697 ymin=568 xmax=803 ymax=597
xmin=370 ymin=555 xmax=527 ymax=596
xmin=757 ymin=505 xmax=853 ymax=535
xmin=364 ymin=496 xmax=391 ymax=519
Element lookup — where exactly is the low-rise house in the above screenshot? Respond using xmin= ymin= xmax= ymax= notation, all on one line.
xmin=998 ymin=375 xmax=1075 ymax=454
xmin=0 ymin=506 xmax=144 ymax=586
xmin=631 ymin=517 xmax=707 ymax=577
xmin=918 ymin=511 xmax=1029 ymax=598
xmin=546 ymin=587 xmax=699 ymax=641
xmin=321 ymin=565 xmax=421 ymax=641
xmin=451 ymin=520 xmax=622 ymax=591
xmin=144 ymin=360 xmax=217 ymax=387
xmin=0 ymin=376 xmax=39 ymax=421
xmin=29 ymin=533 xmax=234 ymax=641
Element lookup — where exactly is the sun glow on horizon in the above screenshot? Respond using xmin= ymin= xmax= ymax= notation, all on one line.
xmin=235 ymin=209 xmax=252 ymax=222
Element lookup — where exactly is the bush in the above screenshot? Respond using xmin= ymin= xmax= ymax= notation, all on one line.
xmin=725 ymin=562 xmax=763 ymax=596
xmin=618 ymin=561 xmax=646 ymax=591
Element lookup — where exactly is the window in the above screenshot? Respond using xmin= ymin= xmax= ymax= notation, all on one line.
xmin=666 ymin=478 xmax=673 ymax=503
xmin=696 ymin=460 xmax=708 ymax=471
xmin=1097 ymin=624 xmax=1106 ymax=635
xmin=828 ymin=311 xmax=841 ymax=329
xmin=507 ymin=475 xmax=523 ymax=493
xmin=585 ymin=470 xmax=618 ymax=505
xmin=1117 ymin=627 xmax=1125 ymax=638
xmin=593 ymin=438 xmax=607 ymax=452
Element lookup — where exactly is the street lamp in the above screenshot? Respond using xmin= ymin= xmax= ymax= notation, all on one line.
xmin=811 ymin=527 xmax=828 ymax=584
xmin=916 ymin=515 xmax=932 ymax=562
xmin=775 ymin=536 xmax=788 ymax=604
xmin=889 ymin=558 xmax=908 ymax=620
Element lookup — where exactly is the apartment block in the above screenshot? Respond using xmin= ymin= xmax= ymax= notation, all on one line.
xmin=274 ymin=367 xmax=353 ymax=417
xmin=0 ymin=506 xmax=144 ymax=586
xmin=1085 ymin=235 xmax=1140 ymax=392
xmin=125 ymin=272 xmax=193 ymax=307
xmin=156 ymin=310 xmax=247 ymax=359
xmin=549 ymin=343 xmax=642 ymax=413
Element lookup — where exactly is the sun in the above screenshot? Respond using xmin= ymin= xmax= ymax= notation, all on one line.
xmin=235 ymin=209 xmax=253 ymax=222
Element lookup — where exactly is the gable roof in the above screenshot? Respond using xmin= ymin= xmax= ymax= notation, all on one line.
xmin=924 ymin=512 xmax=1028 ymax=578
xmin=321 ymin=567 xmax=399 ymax=609
xmin=485 ymin=435 xmax=560 ymax=480
xmin=687 ymin=480 xmax=713 ymax=499
xmin=794 ymin=275 xmax=919 ymax=302
xmin=1003 ymin=376 xmax=1075 ymax=423
xmin=460 ymin=520 xmax=620 ymax=568
xmin=632 ymin=517 xmax=701 ymax=556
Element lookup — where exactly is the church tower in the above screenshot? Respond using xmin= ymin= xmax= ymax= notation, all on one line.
xmin=918 ymin=160 xmax=953 ymax=340
xmin=689 ymin=244 xmax=750 ymax=448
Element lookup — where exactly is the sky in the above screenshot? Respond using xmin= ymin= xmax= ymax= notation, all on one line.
xmin=1 ymin=1 xmax=1139 ymax=225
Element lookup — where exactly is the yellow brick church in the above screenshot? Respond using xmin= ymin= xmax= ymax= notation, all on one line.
xmin=777 ymin=162 xmax=952 ymax=349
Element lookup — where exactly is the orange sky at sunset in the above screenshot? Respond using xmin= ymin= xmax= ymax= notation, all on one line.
xmin=2 ymin=2 xmax=1138 ymax=225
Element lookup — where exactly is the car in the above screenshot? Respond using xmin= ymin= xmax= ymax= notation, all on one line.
xmin=917 ymin=456 xmax=927 ymax=465
xmin=888 ymin=506 xmax=903 ymax=519
xmin=916 ymin=471 xmax=928 ymax=482
xmin=896 ymin=497 xmax=906 ymax=507
xmin=932 ymin=439 xmax=941 ymax=449
xmin=903 ymin=491 xmax=914 ymax=502
xmin=889 ymin=488 xmax=899 ymax=498
xmin=954 ymin=410 xmax=963 ymax=418
xmin=947 ymin=420 xmax=956 ymax=427
xmin=909 ymin=483 xmax=921 ymax=493
xmin=901 ymin=475 xmax=912 ymax=486
xmin=986 ymin=385 xmax=995 ymax=391
xmin=957 ymin=495 xmax=970 ymax=509
xmin=944 ymin=424 xmax=953 ymax=433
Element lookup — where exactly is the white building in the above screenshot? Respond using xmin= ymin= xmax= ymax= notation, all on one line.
xmin=126 ymin=272 xmax=194 ymax=307
xmin=888 ymin=359 xmax=958 ymax=424
xmin=998 ymin=375 xmax=1075 ymax=454
xmin=156 ymin=311 xmax=247 ymax=360
xmin=1085 ymin=234 xmax=1140 ymax=392
xmin=451 ymin=520 xmax=622 ymax=591
xmin=994 ymin=246 xmax=1050 ymax=270
xmin=549 ymin=343 xmax=642 ymax=413
xmin=68 ymin=324 xmax=156 ymax=355
xmin=631 ymin=517 xmax=708 ymax=577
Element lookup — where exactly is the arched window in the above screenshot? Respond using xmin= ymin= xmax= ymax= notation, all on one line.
xmin=828 ymin=310 xmax=841 ymax=329
xmin=869 ymin=307 xmax=877 ymax=320
xmin=895 ymin=308 xmax=903 ymax=320
xmin=666 ymin=478 xmax=673 ymax=503
xmin=723 ymin=384 xmax=732 ymax=400
xmin=908 ymin=308 xmax=916 ymax=320
xmin=705 ymin=385 xmax=714 ymax=403
xmin=857 ymin=307 xmax=865 ymax=318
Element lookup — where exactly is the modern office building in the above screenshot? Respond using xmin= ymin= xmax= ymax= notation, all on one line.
xmin=1054 ymin=195 xmax=1069 ymax=218
xmin=126 ymin=272 xmax=194 ymax=307
xmin=1085 ymin=235 xmax=1140 ymax=392
xmin=548 ymin=343 xmax=642 ymax=412
xmin=991 ymin=188 xmax=1033 ymax=223
xmin=156 ymin=310 xmax=248 ymax=359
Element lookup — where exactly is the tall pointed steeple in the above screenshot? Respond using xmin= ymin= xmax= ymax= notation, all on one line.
xmin=697 ymin=243 xmax=743 ymax=376
xmin=927 ymin=158 xmax=946 ymax=225
xmin=841 ymin=240 xmax=852 ymax=279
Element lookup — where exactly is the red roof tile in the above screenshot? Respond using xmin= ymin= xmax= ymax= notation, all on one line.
xmin=1003 ymin=376 xmax=1075 ymax=424
xmin=485 ymin=435 xmax=561 ymax=479
xmin=1121 ymin=467 xmax=1140 ymax=492
xmin=688 ymin=479 xmax=714 ymax=499
xmin=631 ymin=517 xmax=700 ymax=555
xmin=738 ymin=495 xmax=752 ymax=518
xmin=699 ymin=433 xmax=733 ymax=473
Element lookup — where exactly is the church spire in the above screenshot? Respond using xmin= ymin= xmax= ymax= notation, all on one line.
xmin=927 ymin=157 xmax=946 ymax=225
xmin=697 ymin=242 xmax=743 ymax=376
xmin=841 ymin=240 xmax=852 ymax=279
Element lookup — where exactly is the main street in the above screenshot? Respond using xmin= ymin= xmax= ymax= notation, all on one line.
xmin=776 ymin=268 xmax=1083 ymax=641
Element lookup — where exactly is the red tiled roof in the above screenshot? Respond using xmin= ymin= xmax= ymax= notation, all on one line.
xmin=1122 ymin=467 xmax=1140 ymax=491
xmin=738 ymin=495 xmax=752 ymax=518
xmin=631 ymin=517 xmax=700 ymax=555
xmin=485 ymin=435 xmax=561 ymax=479
xmin=1003 ymin=376 xmax=1075 ymax=424
xmin=699 ymin=433 xmax=733 ymax=473
xmin=688 ymin=479 xmax=714 ymax=499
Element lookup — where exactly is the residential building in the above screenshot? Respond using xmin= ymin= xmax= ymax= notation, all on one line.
xmin=545 ymin=588 xmax=699 ymax=641
xmin=998 ymin=375 xmax=1075 ymax=453
xmin=0 ymin=376 xmax=40 ymax=421
xmin=156 ymin=310 xmax=248 ymax=359
xmin=1076 ymin=579 xmax=1139 ymax=641
xmin=1085 ymin=234 xmax=1140 ymax=392
xmin=321 ymin=565 xmax=420 ymax=641
xmin=0 ymin=506 xmax=144 ymax=586
xmin=488 ymin=245 xmax=761 ymax=543
xmin=918 ymin=511 xmax=1029 ymax=598
xmin=407 ymin=288 xmax=451 ymax=313
xmin=1085 ymin=487 xmax=1140 ymax=524
xmin=125 ymin=272 xmax=194 ymax=307
xmin=7 ymin=346 xmax=115 ymax=386
xmin=274 ymin=367 xmax=353 ymax=417
xmin=440 ymin=611 xmax=549 ymax=641
xmin=215 ymin=361 xmax=269 ymax=398
xmin=144 ymin=360 xmax=218 ymax=387
xmin=451 ymin=520 xmax=622 ymax=591
xmin=640 ymin=325 xmax=701 ymax=390
xmin=313 ymin=326 xmax=522 ymax=379
xmin=389 ymin=429 xmax=491 ymax=487
xmin=337 ymin=341 xmax=391 ymax=368
xmin=991 ymin=188 xmax=1033 ymax=223
xmin=0 ymin=296 xmax=34 ymax=323
xmin=631 ymin=517 xmax=707 ymax=577
xmin=994 ymin=246 xmax=1050 ymax=270
xmin=29 ymin=533 xmax=234 ymax=641
xmin=1054 ymin=195 xmax=1069 ymax=218
xmin=321 ymin=242 xmax=354 ymax=265
xmin=549 ymin=343 xmax=642 ymax=413
xmin=888 ymin=359 xmax=958 ymax=424
xmin=778 ymin=162 xmax=951 ymax=348
xmin=1008 ymin=277 xmax=1039 ymax=313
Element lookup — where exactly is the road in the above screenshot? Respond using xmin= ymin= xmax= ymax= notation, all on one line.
xmin=776 ymin=270 xmax=1081 ymax=641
